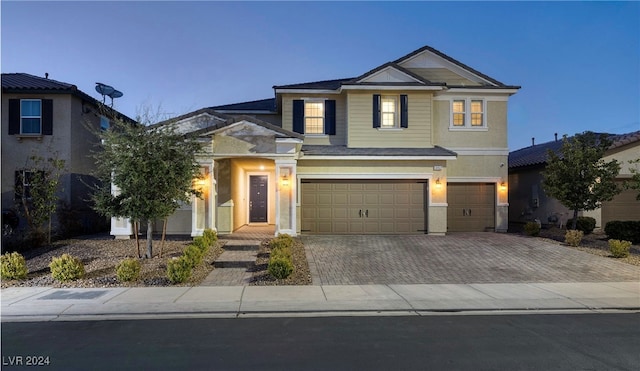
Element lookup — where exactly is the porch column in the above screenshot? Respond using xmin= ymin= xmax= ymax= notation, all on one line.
xmin=275 ymin=159 xmax=297 ymax=236
xmin=191 ymin=163 xmax=214 ymax=237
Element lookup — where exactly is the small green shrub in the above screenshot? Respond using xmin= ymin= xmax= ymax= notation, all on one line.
xmin=523 ymin=221 xmax=541 ymax=236
xmin=609 ymin=239 xmax=632 ymax=258
xmin=605 ymin=221 xmax=640 ymax=244
xmin=566 ymin=216 xmax=596 ymax=234
xmin=564 ymin=230 xmax=584 ymax=247
xmin=167 ymin=256 xmax=192 ymax=284
xmin=1 ymin=252 xmax=28 ymax=280
xmin=270 ymin=234 xmax=294 ymax=251
xmin=192 ymin=236 xmax=209 ymax=253
xmin=271 ymin=246 xmax=292 ymax=260
xmin=203 ymin=229 xmax=217 ymax=246
xmin=49 ymin=254 xmax=85 ymax=282
xmin=183 ymin=244 xmax=204 ymax=268
xmin=115 ymin=258 xmax=141 ymax=282
xmin=268 ymin=256 xmax=294 ymax=279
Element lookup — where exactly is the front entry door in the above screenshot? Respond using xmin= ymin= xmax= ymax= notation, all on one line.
xmin=249 ymin=175 xmax=268 ymax=223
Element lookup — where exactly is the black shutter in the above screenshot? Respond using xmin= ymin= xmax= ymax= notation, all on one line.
xmin=372 ymin=94 xmax=381 ymax=128
xmin=324 ymin=100 xmax=336 ymax=135
xmin=400 ymin=95 xmax=408 ymax=128
xmin=42 ymin=99 xmax=53 ymax=135
xmin=8 ymin=99 xmax=20 ymax=135
xmin=292 ymin=100 xmax=304 ymax=134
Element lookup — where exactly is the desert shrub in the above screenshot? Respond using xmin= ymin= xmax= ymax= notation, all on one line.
xmin=271 ymin=245 xmax=292 ymax=260
xmin=167 ymin=256 xmax=192 ymax=284
xmin=523 ymin=221 xmax=541 ymax=236
xmin=605 ymin=221 xmax=640 ymax=244
xmin=116 ymin=258 xmax=141 ymax=282
xmin=608 ymin=239 xmax=632 ymax=258
xmin=49 ymin=254 xmax=85 ymax=282
xmin=566 ymin=216 xmax=596 ymax=234
xmin=183 ymin=244 xmax=204 ymax=268
xmin=268 ymin=256 xmax=294 ymax=279
xmin=1 ymin=252 xmax=28 ymax=280
xmin=270 ymin=234 xmax=294 ymax=251
xmin=564 ymin=230 xmax=584 ymax=247
xmin=203 ymin=229 xmax=217 ymax=246
xmin=192 ymin=236 xmax=209 ymax=254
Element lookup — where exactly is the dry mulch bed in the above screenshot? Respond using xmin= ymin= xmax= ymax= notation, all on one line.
xmin=1 ymin=234 xmax=224 ymax=288
xmin=518 ymin=226 xmax=640 ymax=266
xmin=249 ymin=238 xmax=312 ymax=285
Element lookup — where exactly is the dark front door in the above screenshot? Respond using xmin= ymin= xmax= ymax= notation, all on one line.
xmin=249 ymin=175 xmax=268 ymax=223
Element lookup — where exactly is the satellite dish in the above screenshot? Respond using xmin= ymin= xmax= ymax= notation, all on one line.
xmin=95 ymin=82 xmax=123 ymax=107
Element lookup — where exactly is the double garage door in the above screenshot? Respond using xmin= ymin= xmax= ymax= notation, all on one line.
xmin=301 ymin=180 xmax=427 ymax=234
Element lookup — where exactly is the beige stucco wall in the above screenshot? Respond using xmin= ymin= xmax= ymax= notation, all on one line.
xmin=604 ymin=142 xmax=640 ymax=177
xmin=346 ymin=91 xmax=433 ymax=148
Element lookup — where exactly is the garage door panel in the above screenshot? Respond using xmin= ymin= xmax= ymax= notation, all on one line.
xmin=602 ymin=184 xmax=640 ymax=225
xmin=302 ymin=180 xmax=426 ymax=234
xmin=447 ymin=183 xmax=495 ymax=232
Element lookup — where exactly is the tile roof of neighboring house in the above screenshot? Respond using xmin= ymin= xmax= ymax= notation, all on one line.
xmin=2 ymin=73 xmax=135 ymax=123
xmin=2 ymin=73 xmax=75 ymax=90
xmin=509 ymin=130 xmax=640 ymax=169
xmin=301 ymin=145 xmax=457 ymax=157
xmin=210 ymin=98 xmax=276 ymax=112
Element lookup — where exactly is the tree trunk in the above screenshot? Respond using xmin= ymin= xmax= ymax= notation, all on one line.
xmin=133 ymin=221 xmax=141 ymax=258
xmin=159 ymin=218 xmax=167 ymax=258
xmin=571 ymin=209 xmax=579 ymax=230
xmin=145 ymin=219 xmax=153 ymax=258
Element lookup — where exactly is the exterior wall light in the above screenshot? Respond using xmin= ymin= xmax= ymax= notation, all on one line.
xmin=500 ymin=181 xmax=507 ymax=191
xmin=281 ymin=175 xmax=290 ymax=187
xmin=435 ymin=178 xmax=442 ymax=190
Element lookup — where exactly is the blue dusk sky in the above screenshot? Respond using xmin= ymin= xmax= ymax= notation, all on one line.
xmin=2 ymin=1 xmax=639 ymax=150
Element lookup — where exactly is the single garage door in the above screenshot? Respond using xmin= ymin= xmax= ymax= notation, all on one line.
xmin=602 ymin=181 xmax=640 ymax=225
xmin=301 ymin=180 xmax=427 ymax=234
xmin=447 ymin=183 xmax=495 ymax=232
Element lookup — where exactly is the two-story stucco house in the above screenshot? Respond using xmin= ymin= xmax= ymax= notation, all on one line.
xmin=112 ymin=45 xmax=520 ymax=238
xmin=1 ymin=73 xmax=130 ymax=235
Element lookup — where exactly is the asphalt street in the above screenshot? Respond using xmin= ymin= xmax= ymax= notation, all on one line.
xmin=2 ymin=313 xmax=639 ymax=370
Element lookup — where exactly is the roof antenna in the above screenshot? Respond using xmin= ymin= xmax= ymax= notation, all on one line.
xmin=95 ymin=82 xmax=123 ymax=108
xmin=45 ymin=73 xmax=49 ymax=79
xmin=531 ymin=137 xmax=535 ymax=146
xmin=554 ymin=133 xmax=558 ymax=141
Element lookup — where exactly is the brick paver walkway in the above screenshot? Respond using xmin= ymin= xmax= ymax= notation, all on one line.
xmin=302 ymin=233 xmax=640 ymax=285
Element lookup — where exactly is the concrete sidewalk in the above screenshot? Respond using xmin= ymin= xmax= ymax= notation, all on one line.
xmin=2 ymin=281 xmax=638 ymax=322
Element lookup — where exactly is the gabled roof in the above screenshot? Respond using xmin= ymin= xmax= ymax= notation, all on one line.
xmin=210 ymin=98 xmax=276 ymax=112
xmin=274 ymin=44 xmax=520 ymax=92
xmin=509 ymin=130 xmax=640 ymax=169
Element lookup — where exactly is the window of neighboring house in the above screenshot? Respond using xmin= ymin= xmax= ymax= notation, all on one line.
xmin=100 ymin=116 xmax=110 ymax=131
xmin=21 ymin=99 xmax=42 ymax=134
xmin=450 ymin=99 xmax=485 ymax=128
xmin=304 ymin=101 xmax=324 ymax=134
xmin=381 ymin=96 xmax=398 ymax=128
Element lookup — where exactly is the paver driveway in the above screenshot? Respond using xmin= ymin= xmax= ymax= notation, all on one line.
xmin=302 ymin=233 xmax=640 ymax=285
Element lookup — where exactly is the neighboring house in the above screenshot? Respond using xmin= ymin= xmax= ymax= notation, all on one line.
xmin=111 ymin=45 xmax=520 ymax=238
xmin=1 ymin=73 xmax=130 ymax=234
xmin=508 ymin=130 xmax=640 ymax=229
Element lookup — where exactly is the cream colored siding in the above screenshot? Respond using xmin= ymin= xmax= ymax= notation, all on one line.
xmin=433 ymin=100 xmax=508 ymax=149
xmin=347 ymin=91 xmax=433 ymax=148
xmin=281 ymin=93 xmax=346 ymax=145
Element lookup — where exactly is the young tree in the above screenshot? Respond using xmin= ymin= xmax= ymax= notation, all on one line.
xmin=542 ymin=131 xmax=621 ymax=230
xmin=91 ymin=115 xmax=203 ymax=258
xmin=625 ymin=158 xmax=640 ymax=200
xmin=15 ymin=154 xmax=66 ymax=245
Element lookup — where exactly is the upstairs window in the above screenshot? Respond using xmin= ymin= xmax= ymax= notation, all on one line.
xmin=373 ymin=94 xmax=408 ymax=129
xmin=8 ymin=99 xmax=53 ymax=136
xmin=21 ymin=100 xmax=42 ymax=134
xmin=304 ymin=101 xmax=324 ymax=134
xmin=293 ymin=99 xmax=336 ymax=135
xmin=450 ymin=98 xmax=485 ymax=129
